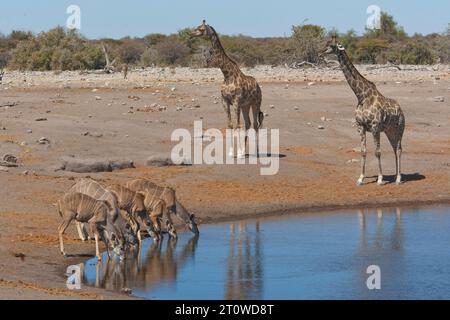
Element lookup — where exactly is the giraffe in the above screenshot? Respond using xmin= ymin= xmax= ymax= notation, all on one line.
xmin=322 ymin=36 xmax=405 ymax=186
xmin=190 ymin=20 xmax=264 ymax=158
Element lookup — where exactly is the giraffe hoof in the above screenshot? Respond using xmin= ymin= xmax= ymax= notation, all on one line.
xmin=377 ymin=180 xmax=386 ymax=186
xmin=396 ymin=180 xmax=403 ymax=185
xmin=356 ymin=179 xmax=364 ymax=186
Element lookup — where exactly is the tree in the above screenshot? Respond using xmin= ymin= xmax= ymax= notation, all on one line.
xmin=356 ymin=38 xmax=390 ymax=63
xmin=365 ymin=12 xmax=407 ymax=41
xmin=291 ymin=23 xmax=325 ymax=63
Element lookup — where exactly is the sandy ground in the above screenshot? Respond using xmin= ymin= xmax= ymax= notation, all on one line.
xmin=0 ymin=65 xmax=449 ymax=299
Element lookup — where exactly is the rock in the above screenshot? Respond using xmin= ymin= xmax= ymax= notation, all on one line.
xmin=317 ymin=125 xmax=325 ymax=130
xmin=0 ymin=101 xmax=18 ymax=108
xmin=171 ymin=87 xmax=176 ymax=92
xmin=38 ymin=137 xmax=50 ymax=145
xmin=2 ymin=154 xmax=18 ymax=164
xmin=35 ymin=117 xmax=47 ymax=122
xmin=60 ymin=158 xmax=135 ymax=173
xmin=91 ymin=88 xmax=98 ymax=92
xmin=433 ymin=96 xmax=445 ymax=102
xmin=321 ymin=116 xmax=326 ymax=121
xmin=270 ymin=105 xmax=275 ymax=109
xmin=348 ymin=159 xmax=360 ymax=163
xmin=81 ymin=131 xmax=89 ymax=136
xmin=146 ymin=155 xmax=192 ymax=167
xmin=176 ymin=107 xmax=183 ymax=111
xmin=308 ymin=82 xmax=316 ymax=86
xmin=293 ymin=106 xmax=299 ymax=110
xmin=264 ymin=113 xmax=269 ymax=117
xmin=158 ymin=105 xmax=167 ymax=111
xmin=0 ymin=166 xmax=9 ymax=173
xmin=26 ymin=129 xmax=33 ymax=134
xmin=95 ymin=96 xmax=102 ymax=100
xmin=20 ymin=141 xmax=27 ymax=146
xmin=193 ymin=104 xmax=201 ymax=108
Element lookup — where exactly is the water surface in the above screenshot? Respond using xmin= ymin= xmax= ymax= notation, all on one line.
xmin=82 ymin=205 xmax=450 ymax=299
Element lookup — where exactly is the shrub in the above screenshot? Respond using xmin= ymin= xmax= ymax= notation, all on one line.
xmin=291 ymin=24 xmax=325 ymax=63
xmin=154 ymin=39 xmax=190 ymax=65
xmin=356 ymin=38 xmax=390 ymax=64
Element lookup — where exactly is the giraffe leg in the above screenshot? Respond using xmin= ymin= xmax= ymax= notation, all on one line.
xmin=373 ymin=131 xmax=384 ymax=185
xmin=252 ymin=105 xmax=261 ymax=157
xmin=396 ymin=140 xmax=402 ymax=184
xmin=240 ymin=109 xmax=252 ymax=159
xmin=222 ymin=99 xmax=234 ymax=158
xmin=357 ymin=127 xmax=367 ymax=186
xmin=386 ymin=127 xmax=403 ymax=185
xmin=230 ymin=104 xmax=241 ymax=158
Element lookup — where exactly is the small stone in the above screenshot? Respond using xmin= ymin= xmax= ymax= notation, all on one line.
xmin=35 ymin=117 xmax=47 ymax=122
xmin=293 ymin=106 xmax=299 ymax=110
xmin=2 ymin=154 xmax=18 ymax=163
xmin=20 ymin=141 xmax=28 ymax=146
xmin=270 ymin=105 xmax=275 ymax=109
xmin=171 ymin=87 xmax=176 ymax=92
xmin=92 ymin=88 xmax=98 ymax=92
xmin=81 ymin=132 xmax=89 ymax=136
xmin=0 ymin=167 xmax=9 ymax=173
xmin=348 ymin=159 xmax=360 ymax=163
xmin=158 ymin=106 xmax=167 ymax=111
xmin=26 ymin=129 xmax=32 ymax=134
xmin=321 ymin=116 xmax=326 ymax=121
xmin=176 ymin=107 xmax=183 ymax=111
xmin=193 ymin=104 xmax=201 ymax=108
xmin=95 ymin=96 xmax=102 ymax=100
xmin=264 ymin=113 xmax=269 ymax=117
xmin=38 ymin=137 xmax=50 ymax=145
xmin=308 ymin=82 xmax=316 ymax=86
xmin=433 ymin=96 xmax=445 ymax=103
xmin=317 ymin=125 xmax=325 ymax=130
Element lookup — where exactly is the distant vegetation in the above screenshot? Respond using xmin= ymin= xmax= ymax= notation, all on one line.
xmin=0 ymin=12 xmax=448 ymax=71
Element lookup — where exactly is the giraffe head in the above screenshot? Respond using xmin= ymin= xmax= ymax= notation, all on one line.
xmin=320 ymin=36 xmax=345 ymax=56
xmin=190 ymin=20 xmax=213 ymax=38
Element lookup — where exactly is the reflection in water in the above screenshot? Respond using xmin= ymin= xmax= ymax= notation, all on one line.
xmin=79 ymin=205 xmax=450 ymax=299
xmin=225 ymin=222 xmax=263 ymax=299
xmin=83 ymin=235 xmax=199 ymax=292
xmin=356 ymin=207 xmax=404 ymax=298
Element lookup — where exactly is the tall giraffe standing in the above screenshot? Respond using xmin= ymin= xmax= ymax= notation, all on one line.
xmin=190 ymin=20 xmax=264 ymax=158
xmin=323 ymin=37 xmax=405 ymax=185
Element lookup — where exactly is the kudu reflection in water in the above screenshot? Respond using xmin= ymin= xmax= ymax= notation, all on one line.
xmin=225 ymin=221 xmax=263 ymax=300
xmin=90 ymin=235 xmax=199 ymax=291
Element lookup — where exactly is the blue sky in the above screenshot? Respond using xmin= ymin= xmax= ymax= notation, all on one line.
xmin=0 ymin=0 xmax=448 ymax=38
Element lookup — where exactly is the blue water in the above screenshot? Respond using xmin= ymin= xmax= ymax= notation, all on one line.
xmin=81 ymin=205 xmax=450 ymax=299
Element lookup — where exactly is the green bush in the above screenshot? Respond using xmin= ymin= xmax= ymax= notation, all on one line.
xmin=291 ymin=24 xmax=325 ymax=63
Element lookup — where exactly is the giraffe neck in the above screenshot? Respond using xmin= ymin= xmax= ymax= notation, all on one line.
xmin=207 ymin=26 xmax=243 ymax=81
xmin=336 ymin=49 xmax=376 ymax=104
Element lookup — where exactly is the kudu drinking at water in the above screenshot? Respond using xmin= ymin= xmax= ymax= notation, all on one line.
xmin=107 ymin=184 xmax=161 ymax=243
xmin=70 ymin=179 xmax=137 ymax=249
xmin=126 ymin=179 xmax=199 ymax=238
xmin=57 ymin=192 xmax=126 ymax=261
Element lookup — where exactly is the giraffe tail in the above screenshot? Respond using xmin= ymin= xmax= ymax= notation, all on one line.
xmin=257 ymin=112 xmax=264 ymax=130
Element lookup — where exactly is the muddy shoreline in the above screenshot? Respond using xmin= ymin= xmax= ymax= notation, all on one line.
xmin=1 ymin=67 xmax=449 ymax=299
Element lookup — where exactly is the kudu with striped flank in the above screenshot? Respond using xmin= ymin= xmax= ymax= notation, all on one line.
xmin=70 ymin=179 xmax=137 ymax=248
xmin=107 ymin=184 xmax=160 ymax=243
xmin=126 ymin=179 xmax=199 ymax=236
xmin=57 ymin=192 xmax=126 ymax=261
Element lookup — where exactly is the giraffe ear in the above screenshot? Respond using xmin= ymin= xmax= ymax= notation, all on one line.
xmin=202 ymin=20 xmax=206 ymax=26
